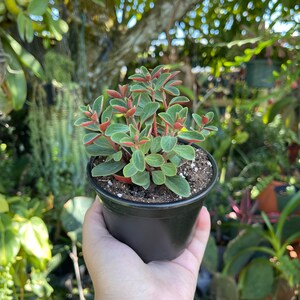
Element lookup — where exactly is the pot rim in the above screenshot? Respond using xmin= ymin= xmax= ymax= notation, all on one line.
xmin=87 ymin=145 xmax=218 ymax=210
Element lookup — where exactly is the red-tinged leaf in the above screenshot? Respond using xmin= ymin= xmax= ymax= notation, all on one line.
xmin=83 ymin=111 xmax=92 ymax=117
xmin=165 ymin=71 xmax=180 ymax=82
xmin=91 ymin=111 xmax=98 ymax=121
xmin=138 ymin=138 xmax=150 ymax=145
xmin=129 ymin=75 xmax=147 ymax=82
xmin=99 ymin=119 xmax=111 ymax=132
xmin=113 ymin=105 xmax=128 ymax=113
xmin=113 ymin=174 xmax=132 ymax=184
xmin=205 ymin=125 xmax=218 ymax=131
xmin=118 ymin=84 xmax=128 ymax=97
xmin=202 ymin=115 xmax=209 ymax=125
xmin=169 ymin=96 xmax=190 ymax=106
xmin=125 ymin=106 xmax=136 ymax=117
xmin=107 ymin=89 xmax=122 ymax=99
xmin=80 ymin=120 xmax=95 ymax=127
xmin=174 ymin=121 xmax=183 ymax=130
xmin=159 ymin=112 xmax=174 ymax=126
xmin=121 ymin=141 xmax=135 ymax=147
xmin=169 ymin=80 xmax=183 ymax=86
xmin=151 ymin=65 xmax=164 ymax=79
xmin=84 ymin=133 xmax=101 ymax=145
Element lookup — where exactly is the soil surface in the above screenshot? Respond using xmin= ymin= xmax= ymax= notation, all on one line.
xmin=93 ymin=148 xmax=214 ymax=203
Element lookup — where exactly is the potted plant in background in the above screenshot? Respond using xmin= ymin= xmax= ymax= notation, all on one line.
xmin=75 ymin=65 xmax=218 ymax=262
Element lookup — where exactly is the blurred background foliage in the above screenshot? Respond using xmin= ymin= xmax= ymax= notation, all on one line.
xmin=0 ymin=0 xmax=300 ymax=299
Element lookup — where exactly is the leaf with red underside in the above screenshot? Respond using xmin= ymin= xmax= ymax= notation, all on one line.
xmin=118 ymin=84 xmax=128 ymax=97
xmin=83 ymin=133 xmax=101 ymax=145
xmin=169 ymin=96 xmax=190 ymax=106
xmin=151 ymin=65 xmax=164 ymax=79
xmin=113 ymin=174 xmax=132 ymax=184
xmin=107 ymin=89 xmax=122 ymax=99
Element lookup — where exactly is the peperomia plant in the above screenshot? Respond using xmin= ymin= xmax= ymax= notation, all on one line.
xmin=75 ymin=65 xmax=217 ymax=197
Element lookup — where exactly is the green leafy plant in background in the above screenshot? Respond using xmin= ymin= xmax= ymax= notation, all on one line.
xmin=28 ymin=82 xmax=87 ymax=203
xmin=75 ymin=65 xmax=218 ymax=197
xmin=203 ymin=191 xmax=300 ymax=299
xmin=0 ymin=0 xmax=68 ymax=113
xmin=0 ymin=194 xmax=53 ymax=299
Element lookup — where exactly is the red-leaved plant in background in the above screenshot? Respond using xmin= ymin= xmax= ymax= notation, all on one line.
xmin=75 ymin=65 xmax=217 ymax=197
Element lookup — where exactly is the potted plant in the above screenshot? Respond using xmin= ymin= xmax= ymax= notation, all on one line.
xmin=75 ymin=65 xmax=218 ymax=262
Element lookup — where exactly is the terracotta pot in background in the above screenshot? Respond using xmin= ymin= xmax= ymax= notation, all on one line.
xmin=256 ymin=180 xmax=285 ymax=213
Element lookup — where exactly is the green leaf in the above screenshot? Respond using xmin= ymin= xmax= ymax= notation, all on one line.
xmin=173 ymin=145 xmax=195 ymax=160
xmin=111 ymin=132 xmax=129 ymax=144
xmin=163 ymin=85 xmax=180 ymax=96
xmin=132 ymin=150 xmax=145 ymax=172
xmin=240 ymin=258 xmax=274 ymax=300
xmin=0 ymin=214 xmax=21 ymax=265
xmin=145 ymin=154 xmax=164 ymax=167
xmin=101 ymin=106 xmax=113 ymax=123
xmin=150 ymin=65 xmax=164 ymax=77
xmin=155 ymin=73 xmax=170 ymax=89
xmin=169 ymin=96 xmax=190 ymax=105
xmin=2 ymin=32 xmax=45 ymax=79
xmin=192 ymin=113 xmax=202 ymax=127
xmin=165 ymin=175 xmax=191 ymax=197
xmin=203 ymin=236 xmax=218 ymax=273
xmin=150 ymin=137 xmax=162 ymax=153
xmin=25 ymin=16 xmax=34 ymax=43
xmin=159 ymin=112 xmax=174 ymax=126
xmin=3 ymin=42 xmax=27 ymax=110
xmin=161 ymin=136 xmax=177 ymax=152
xmin=123 ymin=163 xmax=138 ymax=177
xmin=166 ymin=104 xmax=182 ymax=121
xmin=19 ymin=216 xmax=52 ymax=261
xmin=0 ymin=195 xmax=9 ymax=213
xmin=152 ymin=171 xmax=165 ymax=185
xmin=130 ymin=84 xmax=148 ymax=92
xmin=161 ymin=163 xmax=177 ymax=176
xmin=205 ymin=111 xmax=214 ymax=122
xmin=83 ymin=133 xmax=101 ymax=145
xmin=60 ymin=196 xmax=94 ymax=243
xmin=45 ymin=9 xmax=68 ymax=41
xmin=86 ymin=144 xmax=114 ymax=156
xmin=106 ymin=123 xmax=129 ymax=136
xmin=92 ymin=161 xmax=125 ymax=176
xmin=28 ymin=0 xmax=49 ymax=15
xmin=132 ymin=171 xmax=150 ymax=188
xmin=178 ymin=131 xmax=205 ymax=142
xmin=17 ymin=12 xmax=26 ymax=41
xmin=93 ymin=136 xmax=116 ymax=152
xmin=112 ymin=151 xmax=123 ymax=161
xmin=141 ymin=102 xmax=160 ymax=124
xmin=205 ymin=125 xmax=218 ymax=131
xmin=92 ymin=95 xmax=103 ymax=115
xmin=139 ymin=140 xmax=152 ymax=154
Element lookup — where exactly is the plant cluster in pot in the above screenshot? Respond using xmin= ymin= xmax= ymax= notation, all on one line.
xmin=75 ymin=65 xmax=219 ymax=262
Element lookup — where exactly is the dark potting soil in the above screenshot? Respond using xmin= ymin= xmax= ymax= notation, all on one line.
xmin=93 ymin=148 xmax=214 ymax=203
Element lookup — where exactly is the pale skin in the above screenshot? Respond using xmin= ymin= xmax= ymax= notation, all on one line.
xmin=82 ymin=198 xmax=211 ymax=300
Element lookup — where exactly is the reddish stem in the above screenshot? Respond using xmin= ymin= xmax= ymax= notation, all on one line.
xmin=105 ymin=136 xmax=119 ymax=152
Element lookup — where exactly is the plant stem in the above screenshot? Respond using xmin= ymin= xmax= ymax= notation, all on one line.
xmin=70 ymin=241 xmax=85 ymax=300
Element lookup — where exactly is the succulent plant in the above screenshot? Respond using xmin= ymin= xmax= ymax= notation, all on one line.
xmin=75 ymin=65 xmax=217 ymax=197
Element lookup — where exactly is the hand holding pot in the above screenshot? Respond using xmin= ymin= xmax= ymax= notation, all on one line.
xmin=83 ymin=198 xmax=211 ymax=300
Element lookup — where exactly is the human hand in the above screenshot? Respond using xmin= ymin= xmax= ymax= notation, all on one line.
xmin=83 ymin=198 xmax=211 ymax=300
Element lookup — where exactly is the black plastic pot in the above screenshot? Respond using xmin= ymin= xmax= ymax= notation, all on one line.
xmin=87 ymin=146 xmax=218 ymax=263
